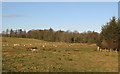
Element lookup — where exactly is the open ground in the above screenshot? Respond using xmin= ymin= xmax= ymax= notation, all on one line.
xmin=2 ymin=37 xmax=118 ymax=72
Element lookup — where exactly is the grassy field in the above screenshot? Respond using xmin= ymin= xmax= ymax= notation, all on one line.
xmin=2 ymin=37 xmax=118 ymax=72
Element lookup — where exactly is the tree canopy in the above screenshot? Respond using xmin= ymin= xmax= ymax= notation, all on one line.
xmin=97 ymin=17 xmax=120 ymax=51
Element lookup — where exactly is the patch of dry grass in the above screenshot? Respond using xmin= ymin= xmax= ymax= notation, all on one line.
xmin=2 ymin=37 xmax=118 ymax=72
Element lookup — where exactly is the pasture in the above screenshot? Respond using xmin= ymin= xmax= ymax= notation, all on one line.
xmin=2 ymin=37 xmax=118 ymax=72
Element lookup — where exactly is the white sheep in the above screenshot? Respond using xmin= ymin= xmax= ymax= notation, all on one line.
xmin=97 ymin=46 xmax=100 ymax=51
xmin=42 ymin=45 xmax=45 ymax=47
xmin=31 ymin=49 xmax=38 ymax=52
xmin=115 ymin=49 xmax=118 ymax=53
xmin=2 ymin=44 xmax=5 ymax=46
xmin=13 ymin=44 xmax=20 ymax=46
xmin=6 ymin=44 xmax=9 ymax=46
xmin=53 ymin=45 xmax=57 ymax=47
xmin=54 ymin=45 xmax=57 ymax=47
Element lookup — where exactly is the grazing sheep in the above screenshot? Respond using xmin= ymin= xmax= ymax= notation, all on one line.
xmin=97 ymin=46 xmax=100 ymax=51
xmin=96 ymin=46 xmax=119 ymax=53
xmin=6 ymin=44 xmax=9 ymax=46
xmin=27 ymin=47 xmax=38 ymax=52
xmin=2 ymin=44 xmax=9 ymax=46
xmin=13 ymin=44 xmax=20 ymax=46
xmin=42 ymin=45 xmax=45 ymax=47
xmin=96 ymin=46 xmax=104 ymax=52
xmin=53 ymin=45 xmax=57 ymax=47
xmin=2 ymin=44 xmax=5 ymax=46
xmin=97 ymin=46 xmax=103 ymax=51
xmin=31 ymin=49 xmax=38 ymax=52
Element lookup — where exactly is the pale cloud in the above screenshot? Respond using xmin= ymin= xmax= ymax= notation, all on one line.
xmin=0 ymin=14 xmax=25 ymax=17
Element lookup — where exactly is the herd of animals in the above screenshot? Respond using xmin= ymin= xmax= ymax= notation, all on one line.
xmin=2 ymin=43 xmax=119 ymax=53
xmin=96 ymin=46 xmax=119 ymax=52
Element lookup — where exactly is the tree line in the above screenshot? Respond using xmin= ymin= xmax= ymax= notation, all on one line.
xmin=2 ymin=28 xmax=99 ymax=43
xmin=2 ymin=29 xmax=27 ymax=38
xmin=2 ymin=17 xmax=120 ymax=51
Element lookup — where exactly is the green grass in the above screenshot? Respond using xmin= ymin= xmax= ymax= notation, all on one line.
xmin=2 ymin=37 xmax=118 ymax=72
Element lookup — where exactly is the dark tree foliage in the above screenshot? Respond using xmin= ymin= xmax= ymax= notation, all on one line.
xmin=2 ymin=28 xmax=99 ymax=43
xmin=6 ymin=29 xmax=9 ymax=37
xmin=97 ymin=17 xmax=120 ymax=51
xmin=10 ymin=29 xmax=15 ymax=37
xmin=3 ymin=29 xmax=26 ymax=38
